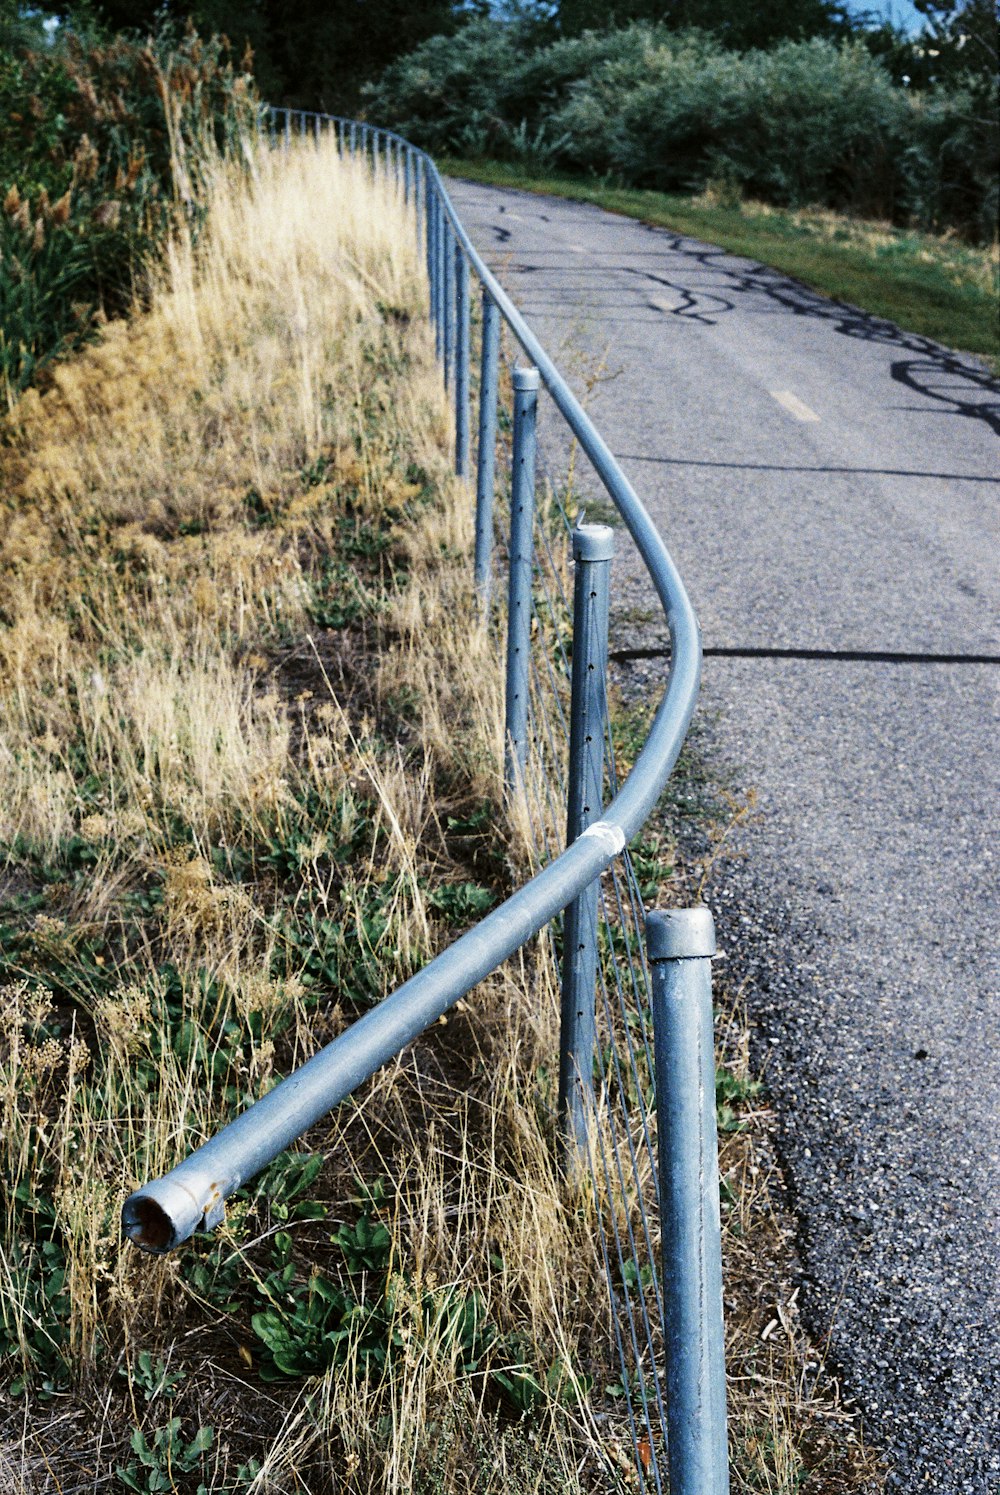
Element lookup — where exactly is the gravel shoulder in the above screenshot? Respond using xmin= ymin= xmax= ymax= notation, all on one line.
xmin=447 ymin=176 xmax=1000 ymax=1493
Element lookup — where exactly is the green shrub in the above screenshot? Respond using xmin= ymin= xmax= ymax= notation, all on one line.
xmin=0 ymin=23 xmax=259 ymax=399
xmin=573 ymin=36 xmax=913 ymax=214
xmin=366 ymin=19 xmax=998 ymax=241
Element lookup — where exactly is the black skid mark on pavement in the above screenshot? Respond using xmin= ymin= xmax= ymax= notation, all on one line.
xmin=492 ymin=223 xmax=511 ymax=243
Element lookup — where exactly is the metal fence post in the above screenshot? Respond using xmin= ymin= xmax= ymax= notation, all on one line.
xmin=647 ymin=907 xmax=729 ymax=1495
xmin=559 ymin=523 xmax=615 ymax=1161
xmin=436 ymin=197 xmax=446 ymax=365
xmin=443 ymin=213 xmax=455 ymax=392
xmin=423 ymin=158 xmax=431 ymax=258
xmin=504 ymin=367 xmax=540 ymax=796
xmin=284 ymin=109 xmax=291 ymax=151
xmin=455 ymin=245 xmax=470 ymax=478
xmin=428 ymin=190 xmax=440 ymax=360
xmin=474 ymin=292 xmax=501 ymax=606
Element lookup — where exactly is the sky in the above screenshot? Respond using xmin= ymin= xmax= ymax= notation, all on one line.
xmin=845 ymin=0 xmax=928 ymax=31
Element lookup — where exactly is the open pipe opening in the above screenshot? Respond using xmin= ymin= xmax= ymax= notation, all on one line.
xmin=122 ymin=1194 xmax=179 ymax=1255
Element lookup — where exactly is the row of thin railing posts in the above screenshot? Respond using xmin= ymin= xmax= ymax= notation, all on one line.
xmin=272 ymin=107 xmax=728 ymax=1495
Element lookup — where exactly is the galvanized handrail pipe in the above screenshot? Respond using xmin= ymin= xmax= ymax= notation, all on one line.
xmin=122 ymin=115 xmax=702 ymax=1257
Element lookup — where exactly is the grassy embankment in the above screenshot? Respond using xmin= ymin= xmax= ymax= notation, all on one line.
xmin=439 ymin=158 xmax=1000 ymax=372
xmin=0 ymin=137 xmax=881 ymax=1491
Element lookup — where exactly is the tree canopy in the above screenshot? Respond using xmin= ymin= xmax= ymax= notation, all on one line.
xmin=556 ymin=0 xmax=859 ymax=50
xmin=25 ymin=1 xmax=464 ymax=108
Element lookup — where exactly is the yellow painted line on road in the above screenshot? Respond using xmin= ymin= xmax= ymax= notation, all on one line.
xmin=770 ymin=390 xmax=820 ymax=422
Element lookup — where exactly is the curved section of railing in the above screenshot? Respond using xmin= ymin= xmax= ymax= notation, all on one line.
xmin=123 ymin=112 xmax=700 ymax=1255
xmin=122 ymin=109 xmax=725 ymax=1495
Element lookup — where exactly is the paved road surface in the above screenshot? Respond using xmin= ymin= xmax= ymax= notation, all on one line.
xmin=447 ymin=179 xmax=1000 ymax=1492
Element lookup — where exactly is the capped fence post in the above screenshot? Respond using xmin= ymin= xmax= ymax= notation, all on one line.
xmin=414 ymin=151 xmax=420 ymax=213
xmin=504 ymin=367 xmax=540 ymax=797
xmin=647 ymin=907 xmax=729 ymax=1495
xmin=424 ymin=159 xmax=433 ymax=255
xmin=423 ymin=159 xmax=433 ymax=270
xmin=455 ymin=245 xmax=470 ymax=478
xmin=559 ymin=523 xmax=615 ymax=1162
xmin=427 ymin=186 xmax=440 ymax=356
xmin=474 ymin=292 xmax=501 ymax=606
xmin=433 ymin=198 xmax=444 ymax=361
xmin=443 ymin=213 xmax=455 ymax=392
xmin=436 ymin=202 xmax=446 ymax=369
xmin=412 ymin=152 xmax=422 ymax=245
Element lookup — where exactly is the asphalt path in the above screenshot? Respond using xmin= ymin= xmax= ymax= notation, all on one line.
xmin=446 ymin=179 xmax=1000 ymax=1493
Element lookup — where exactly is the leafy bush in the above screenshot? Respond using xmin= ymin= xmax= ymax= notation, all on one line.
xmin=557 ymin=36 xmax=914 ymax=212
xmin=0 ymin=23 xmax=258 ymax=399
xmin=366 ymin=20 xmax=998 ymax=240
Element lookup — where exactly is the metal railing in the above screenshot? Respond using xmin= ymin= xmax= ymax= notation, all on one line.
xmin=122 ymin=108 xmax=728 ymax=1495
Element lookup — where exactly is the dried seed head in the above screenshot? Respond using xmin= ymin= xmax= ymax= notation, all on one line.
xmin=31 ymin=217 xmax=45 ymax=253
xmin=4 ymin=184 xmax=20 ymax=216
xmin=51 ymin=190 xmax=72 ymax=226
xmin=92 ymin=200 xmax=121 ymax=230
xmin=73 ymin=134 xmax=99 ymax=184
